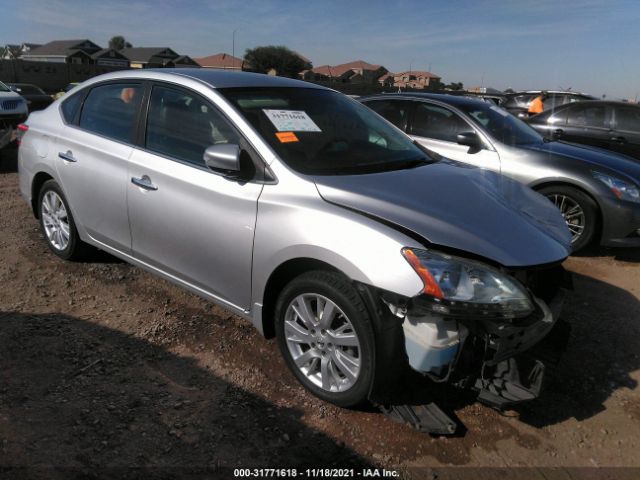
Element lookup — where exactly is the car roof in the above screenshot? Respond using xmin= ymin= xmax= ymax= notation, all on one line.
xmin=361 ymin=92 xmax=490 ymax=109
xmin=76 ymin=68 xmax=328 ymax=91
xmin=545 ymin=100 xmax=640 ymax=110
xmin=505 ymin=90 xmax=593 ymax=97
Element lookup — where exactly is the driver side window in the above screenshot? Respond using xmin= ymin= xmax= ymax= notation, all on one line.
xmin=411 ymin=103 xmax=469 ymax=142
xmin=146 ymin=85 xmax=240 ymax=167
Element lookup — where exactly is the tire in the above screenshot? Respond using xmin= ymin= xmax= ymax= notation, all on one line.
xmin=275 ymin=271 xmax=376 ymax=407
xmin=37 ymin=179 xmax=90 ymax=261
xmin=538 ymin=185 xmax=598 ymax=252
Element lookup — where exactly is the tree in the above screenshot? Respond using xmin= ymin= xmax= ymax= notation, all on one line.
xmin=428 ymin=78 xmax=445 ymax=91
xmin=445 ymin=81 xmax=464 ymax=91
xmin=244 ymin=45 xmax=311 ymax=78
xmin=108 ymin=35 xmax=132 ymax=51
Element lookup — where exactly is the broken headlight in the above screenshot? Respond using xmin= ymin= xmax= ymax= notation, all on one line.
xmin=402 ymin=248 xmax=534 ymax=318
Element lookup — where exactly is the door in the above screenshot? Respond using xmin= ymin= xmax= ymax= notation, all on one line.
xmin=127 ymin=84 xmax=263 ymax=310
xmin=55 ymin=82 xmax=143 ymax=252
xmin=610 ymin=105 xmax=640 ymax=160
xmin=408 ymin=102 xmax=501 ymax=171
xmin=561 ymin=103 xmax=612 ymax=149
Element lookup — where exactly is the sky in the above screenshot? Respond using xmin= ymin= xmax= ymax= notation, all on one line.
xmin=2 ymin=0 xmax=639 ymax=100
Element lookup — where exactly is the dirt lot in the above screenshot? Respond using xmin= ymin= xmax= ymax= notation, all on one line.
xmin=1 ymin=147 xmax=639 ymax=479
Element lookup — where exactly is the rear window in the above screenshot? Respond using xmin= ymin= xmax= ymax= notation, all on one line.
xmin=11 ymin=85 xmax=45 ymax=95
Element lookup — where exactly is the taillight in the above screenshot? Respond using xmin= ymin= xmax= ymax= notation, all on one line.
xmin=16 ymin=123 xmax=29 ymax=146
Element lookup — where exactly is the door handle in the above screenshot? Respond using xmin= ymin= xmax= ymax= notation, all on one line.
xmin=610 ymin=136 xmax=627 ymax=143
xmin=58 ymin=150 xmax=77 ymax=162
xmin=131 ymin=175 xmax=158 ymax=191
xmin=553 ymin=128 xmax=564 ymax=137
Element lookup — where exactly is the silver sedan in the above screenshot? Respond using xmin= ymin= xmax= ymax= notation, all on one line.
xmin=18 ymin=69 xmax=571 ymax=427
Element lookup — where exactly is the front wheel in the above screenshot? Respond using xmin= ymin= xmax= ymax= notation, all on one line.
xmin=538 ymin=185 xmax=598 ymax=252
xmin=275 ymin=271 xmax=376 ymax=407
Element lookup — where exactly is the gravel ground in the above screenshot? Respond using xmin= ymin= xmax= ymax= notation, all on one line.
xmin=1 ymin=147 xmax=639 ymax=479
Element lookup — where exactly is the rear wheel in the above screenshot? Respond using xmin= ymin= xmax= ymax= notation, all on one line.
xmin=538 ymin=185 xmax=598 ymax=252
xmin=38 ymin=180 xmax=90 ymax=260
xmin=275 ymin=271 xmax=375 ymax=407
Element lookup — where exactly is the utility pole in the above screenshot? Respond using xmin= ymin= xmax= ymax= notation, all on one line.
xmin=232 ymin=28 xmax=238 ymax=69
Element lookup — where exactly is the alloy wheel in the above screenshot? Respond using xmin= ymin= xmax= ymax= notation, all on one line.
xmin=283 ymin=294 xmax=361 ymax=393
xmin=548 ymin=193 xmax=585 ymax=244
xmin=41 ymin=190 xmax=70 ymax=251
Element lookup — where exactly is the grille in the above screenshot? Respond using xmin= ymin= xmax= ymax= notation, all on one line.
xmin=1 ymin=99 xmax=22 ymax=110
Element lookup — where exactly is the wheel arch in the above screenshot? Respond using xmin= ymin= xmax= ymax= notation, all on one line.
xmin=259 ymin=257 xmax=342 ymax=339
xmin=31 ymin=171 xmax=55 ymax=218
xmin=531 ymin=179 xmax=603 ymax=242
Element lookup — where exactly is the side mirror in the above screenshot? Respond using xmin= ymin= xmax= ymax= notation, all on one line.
xmin=456 ymin=131 xmax=483 ymax=153
xmin=204 ymin=144 xmax=241 ymax=177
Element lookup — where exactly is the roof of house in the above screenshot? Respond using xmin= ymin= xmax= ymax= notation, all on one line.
xmin=311 ymin=60 xmax=385 ymax=78
xmin=174 ymin=55 xmax=199 ymax=65
xmin=194 ymin=53 xmax=243 ymax=68
xmin=3 ymin=44 xmax=20 ymax=56
xmin=394 ymin=70 xmax=440 ymax=79
xmin=90 ymin=48 xmax=129 ymax=60
xmin=25 ymin=39 xmax=101 ymax=57
xmin=119 ymin=47 xmax=178 ymax=63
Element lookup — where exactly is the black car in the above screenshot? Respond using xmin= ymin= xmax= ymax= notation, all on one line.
xmin=528 ymin=101 xmax=640 ymax=161
xmin=7 ymin=83 xmax=53 ymax=113
xmin=503 ymin=91 xmax=596 ymax=119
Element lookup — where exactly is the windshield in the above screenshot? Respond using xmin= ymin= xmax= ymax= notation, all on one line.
xmin=459 ymin=103 xmax=543 ymax=146
xmin=0 ymin=81 xmax=9 ymax=93
xmin=219 ymin=87 xmax=432 ymax=175
xmin=10 ymin=84 xmax=45 ymax=95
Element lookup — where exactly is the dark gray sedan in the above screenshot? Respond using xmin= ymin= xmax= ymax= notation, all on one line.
xmin=361 ymin=93 xmax=640 ymax=251
xmin=527 ymin=100 xmax=640 ymax=161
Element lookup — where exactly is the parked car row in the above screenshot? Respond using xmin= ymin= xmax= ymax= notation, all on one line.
xmin=6 ymin=83 xmax=54 ymax=112
xmin=13 ymin=69 xmax=637 ymax=432
xmin=501 ymin=90 xmax=597 ymax=119
xmin=0 ymin=80 xmax=28 ymax=149
xmin=362 ymin=92 xmax=640 ymax=250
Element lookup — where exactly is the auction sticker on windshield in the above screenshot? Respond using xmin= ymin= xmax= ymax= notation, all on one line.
xmin=263 ymin=110 xmax=322 ymax=132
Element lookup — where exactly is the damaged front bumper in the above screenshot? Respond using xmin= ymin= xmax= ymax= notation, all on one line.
xmin=392 ymin=266 xmax=572 ymax=408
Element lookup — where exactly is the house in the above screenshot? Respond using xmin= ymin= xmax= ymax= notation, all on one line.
xmin=377 ymin=72 xmax=395 ymax=87
xmin=21 ymin=39 xmax=102 ymax=64
xmin=90 ymin=49 xmax=130 ymax=68
xmin=173 ymin=55 xmax=200 ymax=68
xmin=120 ymin=47 xmax=180 ymax=68
xmin=194 ymin=53 xmax=243 ymax=70
xmin=303 ymin=60 xmax=387 ymax=84
xmin=467 ymin=86 xmax=503 ymax=94
xmin=391 ymin=71 xmax=441 ymax=89
xmin=1 ymin=43 xmax=41 ymax=60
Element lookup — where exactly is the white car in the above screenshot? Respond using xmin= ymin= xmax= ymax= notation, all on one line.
xmin=0 ymin=80 xmax=28 ymax=149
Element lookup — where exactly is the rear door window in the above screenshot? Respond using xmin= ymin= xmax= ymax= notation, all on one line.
xmin=365 ymin=100 xmax=411 ymax=131
xmin=78 ymin=83 xmax=143 ymax=143
xmin=410 ymin=103 xmax=469 ymax=142
xmin=145 ymin=85 xmax=240 ymax=167
xmin=566 ymin=104 xmax=607 ymax=128
xmin=614 ymin=106 xmax=640 ymax=132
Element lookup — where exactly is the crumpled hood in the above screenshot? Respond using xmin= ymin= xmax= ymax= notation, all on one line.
xmin=525 ymin=141 xmax=640 ymax=181
xmin=313 ymin=161 xmax=572 ymax=267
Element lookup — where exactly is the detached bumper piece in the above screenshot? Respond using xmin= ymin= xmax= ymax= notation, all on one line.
xmin=475 ymin=318 xmax=571 ymax=409
xmin=378 ymin=403 xmax=457 ymax=435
